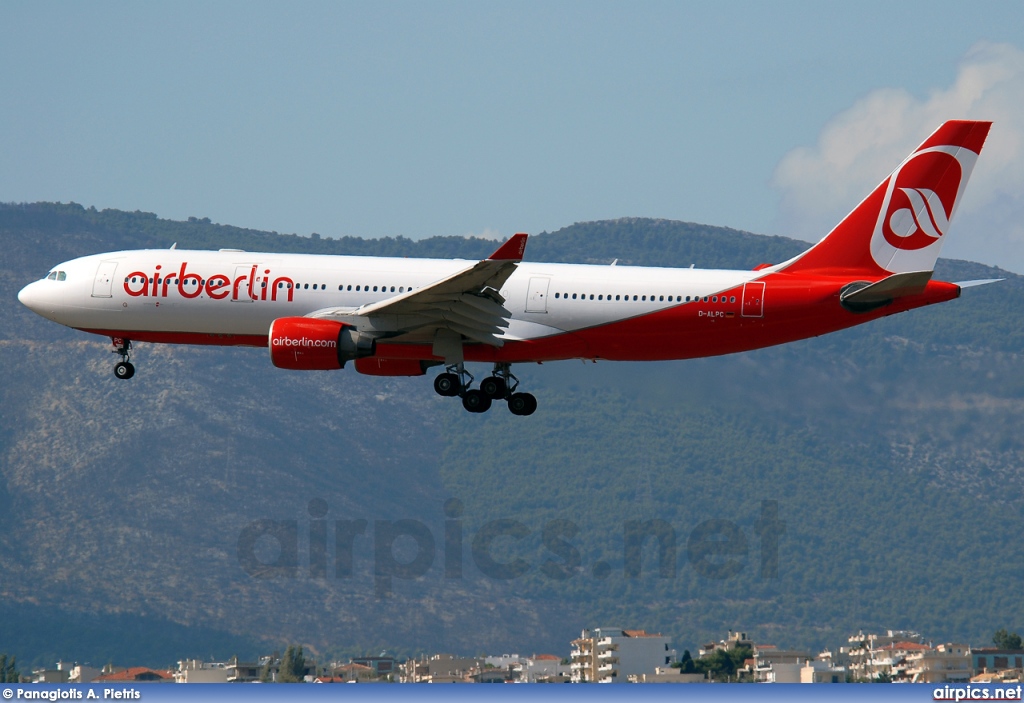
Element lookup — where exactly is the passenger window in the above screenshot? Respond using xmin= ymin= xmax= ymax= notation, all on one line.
xmin=659 ymin=295 xmax=664 ymax=301
xmin=633 ymin=295 xmax=638 ymax=301
xmin=730 ymin=296 xmax=736 ymax=303
xmin=615 ymin=295 xmax=620 ymax=301
xmin=572 ymin=293 xmax=577 ymax=299
xmin=712 ymin=296 xmax=717 ymax=302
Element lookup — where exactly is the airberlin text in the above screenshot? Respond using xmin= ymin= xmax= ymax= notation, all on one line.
xmin=123 ymin=262 xmax=294 ymax=302
xmin=237 ymin=498 xmax=785 ymax=597
xmin=271 ymin=336 xmax=337 ymax=348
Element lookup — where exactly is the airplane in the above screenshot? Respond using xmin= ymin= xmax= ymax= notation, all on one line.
xmin=18 ymin=120 xmax=993 ymax=416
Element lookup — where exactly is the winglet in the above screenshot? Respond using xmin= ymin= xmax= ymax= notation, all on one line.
xmin=488 ymin=233 xmax=528 ymax=261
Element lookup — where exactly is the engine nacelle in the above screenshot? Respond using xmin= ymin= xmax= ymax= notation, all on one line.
xmin=354 ymin=357 xmax=432 ymax=376
xmin=269 ymin=317 xmax=375 ymax=370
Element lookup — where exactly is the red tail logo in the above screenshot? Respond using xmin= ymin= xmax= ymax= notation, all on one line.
xmin=879 ymin=150 xmax=962 ymax=251
xmin=869 ymin=144 xmax=978 ymax=271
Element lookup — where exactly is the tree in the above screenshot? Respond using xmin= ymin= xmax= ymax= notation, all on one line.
xmin=994 ymin=629 xmax=1023 ymax=650
xmin=0 ymin=654 xmax=19 ymax=683
xmin=277 ymin=645 xmax=306 ymax=683
xmin=677 ymin=649 xmax=695 ymax=673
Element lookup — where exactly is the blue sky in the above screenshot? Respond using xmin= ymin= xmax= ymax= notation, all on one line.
xmin=3 ymin=2 xmax=1024 ymax=270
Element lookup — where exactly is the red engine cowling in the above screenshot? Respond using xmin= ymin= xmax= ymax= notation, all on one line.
xmin=269 ymin=317 xmax=375 ymax=370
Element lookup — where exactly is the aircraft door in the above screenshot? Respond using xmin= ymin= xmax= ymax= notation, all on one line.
xmin=741 ymin=281 xmax=765 ymax=318
xmin=525 ymin=277 xmax=550 ymax=313
xmin=231 ymin=265 xmax=256 ymax=302
xmin=91 ymin=260 xmax=118 ymax=298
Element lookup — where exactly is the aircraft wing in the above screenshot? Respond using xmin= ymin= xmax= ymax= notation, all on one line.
xmin=308 ymin=233 xmax=528 ymax=347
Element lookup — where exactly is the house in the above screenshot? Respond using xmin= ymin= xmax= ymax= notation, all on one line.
xmin=330 ymin=662 xmax=378 ymax=682
xmin=350 ymin=656 xmax=396 ymax=678
xmin=400 ymin=654 xmax=483 ymax=683
xmin=518 ymin=654 xmax=570 ymax=683
xmin=844 ymin=631 xmax=928 ymax=681
xmin=904 ymin=644 xmax=971 ymax=684
xmin=93 ymin=667 xmax=173 ymax=683
xmin=67 ymin=664 xmax=102 ymax=684
xmin=972 ymin=649 xmax=1024 ymax=676
xmin=173 ymin=660 xmax=229 ymax=683
xmin=799 ymin=659 xmax=847 ymax=683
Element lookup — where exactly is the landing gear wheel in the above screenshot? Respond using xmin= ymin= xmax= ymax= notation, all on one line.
xmin=508 ymin=392 xmax=537 ymax=416
xmin=480 ymin=376 xmax=507 ymax=399
xmin=434 ymin=372 xmax=461 ymax=397
xmin=462 ymin=389 xmax=492 ymax=413
xmin=114 ymin=361 xmax=135 ymax=380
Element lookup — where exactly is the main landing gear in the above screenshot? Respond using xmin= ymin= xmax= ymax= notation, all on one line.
xmin=433 ymin=362 xmax=537 ymax=415
xmin=112 ymin=338 xmax=135 ymax=380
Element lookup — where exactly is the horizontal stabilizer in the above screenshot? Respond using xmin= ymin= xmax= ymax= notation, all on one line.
xmin=955 ymin=278 xmax=1004 ymax=289
xmin=840 ymin=270 xmax=932 ymax=312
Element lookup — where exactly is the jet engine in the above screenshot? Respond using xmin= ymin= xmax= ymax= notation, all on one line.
xmin=268 ymin=317 xmax=375 ymax=370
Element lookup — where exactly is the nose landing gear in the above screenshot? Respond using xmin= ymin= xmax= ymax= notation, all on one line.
xmin=434 ymin=362 xmax=536 ymax=415
xmin=112 ymin=338 xmax=135 ymax=380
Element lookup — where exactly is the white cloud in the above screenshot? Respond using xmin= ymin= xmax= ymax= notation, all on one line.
xmin=463 ymin=227 xmax=505 ymax=241
xmin=772 ymin=42 xmax=1024 ymax=273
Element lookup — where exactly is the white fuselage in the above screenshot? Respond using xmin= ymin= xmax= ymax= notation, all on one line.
xmin=20 ymin=248 xmax=760 ymax=344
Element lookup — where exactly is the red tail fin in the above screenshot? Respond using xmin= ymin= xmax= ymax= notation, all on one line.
xmin=780 ymin=120 xmax=991 ymax=276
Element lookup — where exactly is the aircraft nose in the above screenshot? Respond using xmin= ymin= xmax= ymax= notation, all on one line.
xmin=18 ymin=280 xmax=55 ymax=315
xmin=17 ymin=281 xmax=39 ymax=310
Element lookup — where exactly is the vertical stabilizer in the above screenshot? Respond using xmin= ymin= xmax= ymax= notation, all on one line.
xmin=779 ymin=120 xmax=991 ymax=276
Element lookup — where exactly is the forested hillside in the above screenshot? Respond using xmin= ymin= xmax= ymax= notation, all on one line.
xmin=1 ymin=202 xmax=1022 ymax=668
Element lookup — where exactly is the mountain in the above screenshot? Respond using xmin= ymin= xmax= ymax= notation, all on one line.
xmin=1 ymin=202 xmax=1022 ymax=668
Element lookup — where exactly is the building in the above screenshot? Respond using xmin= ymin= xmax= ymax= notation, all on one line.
xmin=845 ymin=631 xmax=927 ymax=681
xmin=629 ymin=667 xmax=706 ymax=683
xmin=223 ymin=656 xmax=269 ymax=682
xmin=799 ymin=659 xmax=847 ymax=683
xmin=518 ymin=654 xmax=570 ymax=683
xmin=67 ymin=664 xmax=102 ymax=684
xmin=93 ymin=667 xmax=173 ymax=683
xmin=973 ymin=649 xmax=1024 ymax=676
xmin=700 ymin=630 xmax=755 ymax=658
xmin=350 ymin=656 xmax=396 ymax=678
xmin=328 ymin=663 xmax=378 ymax=682
xmin=904 ymin=643 xmax=971 ymax=684
xmin=400 ymin=654 xmax=483 ymax=683
xmin=174 ymin=660 xmax=229 ymax=683
xmin=750 ymin=645 xmax=812 ymax=682
xmin=571 ymin=628 xmax=676 ymax=683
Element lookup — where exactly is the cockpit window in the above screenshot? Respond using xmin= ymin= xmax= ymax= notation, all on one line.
xmin=46 ymin=271 xmax=57 ymax=280
xmin=45 ymin=271 xmax=67 ymax=281
xmin=57 ymin=271 xmax=66 ymax=281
